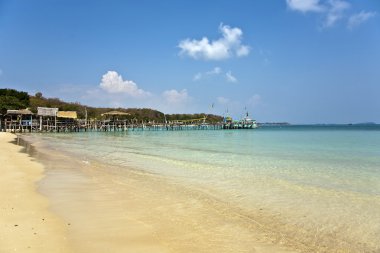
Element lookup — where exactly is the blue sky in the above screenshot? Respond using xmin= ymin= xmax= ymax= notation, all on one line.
xmin=0 ymin=0 xmax=379 ymax=123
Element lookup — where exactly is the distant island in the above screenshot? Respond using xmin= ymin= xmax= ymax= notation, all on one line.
xmin=313 ymin=123 xmax=378 ymax=126
xmin=258 ymin=122 xmax=291 ymax=126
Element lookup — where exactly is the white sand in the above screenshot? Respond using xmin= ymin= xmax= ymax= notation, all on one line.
xmin=0 ymin=132 xmax=71 ymax=252
xmin=0 ymin=132 xmax=170 ymax=253
xmin=1 ymin=132 xmax=298 ymax=252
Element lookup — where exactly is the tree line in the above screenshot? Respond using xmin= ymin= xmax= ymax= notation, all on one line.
xmin=0 ymin=88 xmax=223 ymax=122
xmin=0 ymin=89 xmax=29 ymax=114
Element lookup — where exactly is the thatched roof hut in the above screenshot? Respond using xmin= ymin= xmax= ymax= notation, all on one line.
xmin=57 ymin=111 xmax=77 ymax=119
xmin=6 ymin=109 xmax=34 ymax=115
xmin=101 ymin=111 xmax=131 ymax=117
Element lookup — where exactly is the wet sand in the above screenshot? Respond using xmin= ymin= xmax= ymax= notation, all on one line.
xmin=3 ymin=129 xmax=379 ymax=253
xmin=2 ymin=132 xmax=301 ymax=252
xmin=0 ymin=132 xmax=70 ymax=253
xmin=21 ymin=133 xmax=298 ymax=253
xmin=1 ymin=132 xmax=171 ymax=252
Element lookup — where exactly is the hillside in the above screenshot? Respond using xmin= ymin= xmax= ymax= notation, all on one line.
xmin=1 ymin=89 xmax=223 ymax=122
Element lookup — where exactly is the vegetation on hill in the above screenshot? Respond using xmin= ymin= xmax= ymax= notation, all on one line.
xmin=0 ymin=89 xmax=30 ymax=114
xmin=166 ymin=113 xmax=222 ymax=123
xmin=1 ymin=89 xmax=223 ymax=122
xmin=29 ymin=94 xmax=88 ymax=117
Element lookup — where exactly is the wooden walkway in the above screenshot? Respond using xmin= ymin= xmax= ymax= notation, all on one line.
xmin=0 ymin=119 xmax=229 ymax=133
xmin=0 ymin=118 xmax=258 ymax=133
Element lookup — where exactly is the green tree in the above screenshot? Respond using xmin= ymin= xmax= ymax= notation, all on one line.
xmin=35 ymin=92 xmax=43 ymax=99
xmin=0 ymin=89 xmax=30 ymax=114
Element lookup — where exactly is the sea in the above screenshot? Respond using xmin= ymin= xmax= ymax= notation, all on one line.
xmin=21 ymin=125 xmax=380 ymax=252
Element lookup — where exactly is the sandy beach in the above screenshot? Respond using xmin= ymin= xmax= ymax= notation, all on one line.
xmin=0 ymin=132 xmax=170 ymax=253
xmin=3 ymin=130 xmax=378 ymax=253
xmin=0 ymin=132 xmax=70 ymax=253
xmin=1 ymin=132 xmax=300 ymax=253
xmin=2 ymin=0 xmax=379 ymax=251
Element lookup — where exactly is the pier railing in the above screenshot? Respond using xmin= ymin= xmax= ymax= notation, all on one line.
xmin=0 ymin=118 xmax=229 ymax=132
xmin=0 ymin=118 xmax=258 ymax=133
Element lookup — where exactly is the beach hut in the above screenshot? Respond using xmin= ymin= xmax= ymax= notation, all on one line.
xmin=56 ymin=111 xmax=78 ymax=131
xmin=37 ymin=107 xmax=58 ymax=131
xmin=101 ymin=111 xmax=131 ymax=131
xmin=101 ymin=110 xmax=131 ymax=117
xmin=37 ymin=107 xmax=58 ymax=117
xmin=5 ymin=109 xmax=34 ymax=132
xmin=57 ymin=111 xmax=77 ymax=119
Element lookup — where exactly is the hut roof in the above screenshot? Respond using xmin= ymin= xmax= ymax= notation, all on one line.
xmin=101 ymin=111 xmax=130 ymax=116
xmin=37 ymin=107 xmax=58 ymax=116
xmin=57 ymin=111 xmax=77 ymax=119
xmin=6 ymin=109 xmax=34 ymax=115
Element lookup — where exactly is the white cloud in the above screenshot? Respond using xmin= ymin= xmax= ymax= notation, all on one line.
xmin=225 ymin=71 xmax=237 ymax=83
xmin=348 ymin=11 xmax=377 ymax=29
xmin=193 ymin=67 xmax=238 ymax=83
xmin=194 ymin=66 xmax=222 ymax=81
xmin=178 ymin=24 xmax=250 ymax=60
xmin=236 ymin=45 xmax=250 ymax=57
xmin=288 ymin=0 xmax=377 ymax=30
xmin=162 ymin=89 xmax=190 ymax=104
xmin=99 ymin=71 xmax=151 ymax=98
xmin=324 ymin=0 xmax=350 ymax=27
xmin=217 ymin=96 xmax=230 ymax=104
xmin=193 ymin=67 xmax=222 ymax=81
xmin=286 ymin=0 xmax=324 ymax=13
xmin=0 ymin=69 xmax=2 ymax=76
xmin=206 ymin=67 xmax=222 ymax=75
xmin=287 ymin=0 xmax=355 ymax=28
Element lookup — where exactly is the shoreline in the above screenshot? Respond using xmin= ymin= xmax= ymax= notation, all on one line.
xmin=1 ymin=132 xmax=171 ymax=253
xmin=10 ymin=133 xmax=299 ymax=253
xmin=5 ymin=131 xmax=377 ymax=252
xmin=0 ymin=132 xmax=70 ymax=253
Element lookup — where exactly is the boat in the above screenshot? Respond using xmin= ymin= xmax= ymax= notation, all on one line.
xmin=240 ymin=112 xmax=258 ymax=129
xmin=223 ymin=112 xmax=258 ymax=129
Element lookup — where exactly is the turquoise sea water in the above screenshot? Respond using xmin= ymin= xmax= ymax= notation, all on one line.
xmin=25 ymin=125 xmax=380 ymax=251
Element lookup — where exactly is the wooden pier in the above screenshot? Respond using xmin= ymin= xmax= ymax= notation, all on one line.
xmin=0 ymin=108 xmax=257 ymax=133
xmin=0 ymin=111 xmax=225 ymax=132
xmin=0 ymin=118 xmax=226 ymax=133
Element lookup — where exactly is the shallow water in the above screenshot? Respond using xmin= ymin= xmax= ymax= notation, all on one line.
xmin=22 ymin=125 xmax=380 ymax=252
